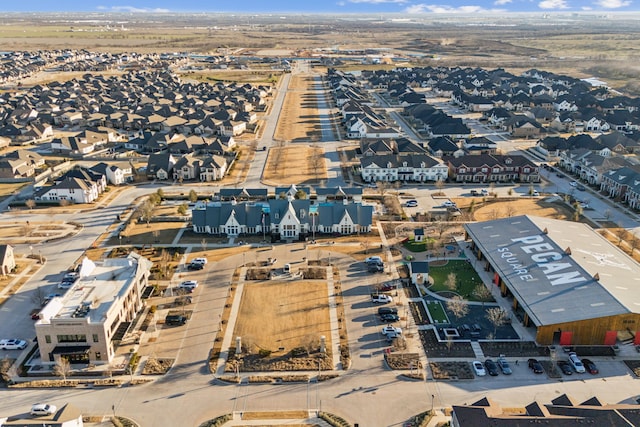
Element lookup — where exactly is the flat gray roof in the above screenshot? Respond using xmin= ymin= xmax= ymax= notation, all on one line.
xmin=465 ymin=215 xmax=640 ymax=326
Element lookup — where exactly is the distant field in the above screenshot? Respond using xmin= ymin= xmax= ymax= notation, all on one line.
xmin=1 ymin=14 xmax=640 ymax=94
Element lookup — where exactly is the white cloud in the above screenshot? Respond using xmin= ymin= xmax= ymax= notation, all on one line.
xmin=494 ymin=0 xmax=512 ymax=4
xmin=405 ymin=4 xmax=487 ymax=13
xmin=538 ymin=0 xmax=569 ymax=9
xmin=349 ymin=0 xmax=408 ymax=3
xmin=97 ymin=6 xmax=171 ymax=13
xmin=595 ymin=0 xmax=631 ymax=7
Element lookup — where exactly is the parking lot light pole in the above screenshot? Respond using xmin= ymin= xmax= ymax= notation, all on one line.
xmin=431 ymin=394 xmax=435 ymax=413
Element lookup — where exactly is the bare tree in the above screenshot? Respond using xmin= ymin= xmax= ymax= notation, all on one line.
xmin=25 ymin=199 xmax=36 ymax=210
xmin=361 ymin=240 xmax=371 ymax=255
xmin=152 ymin=229 xmax=160 ymax=243
xmin=505 ymin=204 xmax=517 ymax=218
xmin=488 ymin=209 xmax=500 ymax=220
xmin=201 ymin=238 xmax=207 ymax=253
xmin=376 ymin=181 xmax=388 ymax=197
xmin=446 ymin=295 xmax=469 ymax=319
xmin=629 ymin=234 xmax=639 ymax=256
xmin=309 ymin=145 xmax=324 ymax=183
xmin=31 ymin=286 xmax=47 ymax=307
xmin=53 ymin=358 xmax=71 ymax=382
xmin=472 ymin=284 xmax=492 ymax=307
xmin=615 ymin=226 xmax=627 ymax=247
xmin=434 ymin=179 xmax=445 ymax=196
xmin=486 ymin=307 xmax=509 ymax=336
xmin=157 ymin=249 xmax=171 ymax=279
xmin=138 ymin=199 xmax=156 ymax=228
xmin=444 ymin=272 xmax=458 ymax=291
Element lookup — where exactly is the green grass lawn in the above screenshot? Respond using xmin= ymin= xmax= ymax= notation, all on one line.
xmin=425 ymin=300 xmax=450 ymax=324
xmin=403 ymin=237 xmax=437 ymax=253
xmin=428 ymin=260 xmax=492 ymax=302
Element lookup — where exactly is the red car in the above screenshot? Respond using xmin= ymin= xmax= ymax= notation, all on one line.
xmin=379 ymin=283 xmax=397 ymax=292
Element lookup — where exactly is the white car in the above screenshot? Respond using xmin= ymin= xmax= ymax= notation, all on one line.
xmin=31 ymin=403 xmax=57 ymax=416
xmin=365 ymin=256 xmax=383 ymax=265
xmin=532 ymin=190 xmax=540 ymax=196
xmin=405 ymin=200 xmax=418 ymax=207
xmin=570 ymin=181 xmax=578 ymax=187
xmin=381 ymin=325 xmax=402 ymax=336
xmin=191 ymin=257 xmax=207 ymax=265
xmin=178 ymin=280 xmax=199 ymax=291
xmin=442 ymin=200 xmax=457 ymax=208
xmin=371 ymin=294 xmax=393 ymax=304
xmin=0 ymin=339 xmax=28 ymax=350
xmin=568 ymin=352 xmax=585 ymax=373
xmin=472 ymin=360 xmax=486 ymax=376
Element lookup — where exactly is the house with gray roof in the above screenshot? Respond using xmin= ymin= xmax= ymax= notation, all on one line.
xmin=192 ymin=199 xmax=373 ymax=240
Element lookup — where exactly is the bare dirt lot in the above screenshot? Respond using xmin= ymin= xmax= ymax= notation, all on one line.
xmin=274 ymin=75 xmax=322 ymax=142
xmin=263 ymin=145 xmax=327 ymax=185
xmin=233 ymin=280 xmax=331 ymax=355
xmin=466 ymin=197 xmax=573 ymax=222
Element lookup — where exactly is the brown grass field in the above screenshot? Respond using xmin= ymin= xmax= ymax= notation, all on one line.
xmin=466 ymin=198 xmax=573 ymax=222
xmin=263 ymin=145 xmax=327 ymax=185
xmin=234 ymin=280 xmax=331 ymax=353
xmin=274 ymin=75 xmax=323 ymax=142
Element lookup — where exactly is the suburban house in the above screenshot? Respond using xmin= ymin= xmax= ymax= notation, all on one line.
xmin=35 ymin=176 xmax=100 ymax=204
xmin=316 ymin=187 xmax=363 ymax=203
xmin=192 ymin=199 xmax=373 ymax=240
xmin=218 ymin=188 xmax=268 ymax=201
xmin=198 ymin=155 xmax=228 ymax=182
xmin=444 ymin=154 xmax=540 ymax=183
xmin=90 ymin=162 xmax=128 ymax=185
xmin=0 ymin=149 xmax=45 ymax=179
xmin=51 ymin=136 xmax=97 ymax=155
xmin=35 ymin=254 xmax=152 ymax=365
xmin=146 ymin=152 xmax=176 ymax=180
xmin=360 ymin=154 xmax=449 ymax=183
xmin=0 ymin=244 xmax=16 ymax=275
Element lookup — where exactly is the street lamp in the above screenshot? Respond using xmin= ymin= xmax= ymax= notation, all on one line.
xmin=310 ymin=212 xmax=318 ymax=243
xmin=431 ymin=394 xmax=435 ymax=413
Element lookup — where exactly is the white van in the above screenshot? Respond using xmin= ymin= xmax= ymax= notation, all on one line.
xmin=283 ymin=263 xmax=291 ymax=273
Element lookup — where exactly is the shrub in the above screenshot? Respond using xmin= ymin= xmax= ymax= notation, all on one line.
xmin=258 ymin=349 xmax=272 ymax=358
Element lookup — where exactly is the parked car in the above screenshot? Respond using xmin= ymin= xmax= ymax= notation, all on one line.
xmin=581 ymin=358 xmax=598 ymax=374
xmin=405 ymin=200 xmax=418 ymax=207
xmin=368 ymin=263 xmax=384 ymax=273
xmin=385 ymin=331 xmax=401 ymax=342
xmin=472 ymin=361 xmax=486 ymax=377
xmin=484 ymin=359 xmax=499 ymax=376
xmin=57 ymin=281 xmax=74 ymax=290
xmin=442 ymin=200 xmax=457 ymax=208
xmin=497 ymin=355 xmax=512 ymax=375
xmin=378 ymin=283 xmax=397 ymax=292
xmin=570 ymin=181 xmax=578 ymax=187
xmin=165 ymin=315 xmax=187 ymax=326
xmin=481 ymin=189 xmax=489 ymax=196
xmin=381 ymin=325 xmax=403 ymax=336
xmin=528 ymin=358 xmax=544 ymax=374
xmin=470 ymin=190 xmax=479 ymax=196
xmin=0 ymin=339 xmax=28 ymax=350
xmin=378 ymin=307 xmax=398 ymax=315
xmin=379 ymin=313 xmax=400 ymax=322
xmin=371 ymin=294 xmax=393 ymax=304
xmin=31 ymin=403 xmax=57 ymax=416
xmin=365 ymin=256 xmax=383 ymax=265
xmin=178 ymin=280 xmax=198 ymax=292
xmin=557 ymin=360 xmax=573 ymax=375
xmin=531 ymin=190 xmax=540 ymax=196
xmin=191 ymin=257 xmax=207 ymax=265
xmin=576 ymin=184 xmax=586 ymax=191
xmin=187 ymin=262 xmax=204 ymax=270
xmin=568 ymin=352 xmax=585 ymax=373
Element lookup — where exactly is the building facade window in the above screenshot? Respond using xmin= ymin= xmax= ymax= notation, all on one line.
xmin=57 ymin=334 xmax=87 ymax=343
xmin=45 ymin=335 xmax=51 ymax=344
xmin=93 ymin=334 xmax=99 ymax=343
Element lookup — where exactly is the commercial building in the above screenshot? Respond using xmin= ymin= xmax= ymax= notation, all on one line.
xmin=35 ymin=253 xmax=152 ymax=365
xmin=464 ymin=215 xmax=640 ymax=346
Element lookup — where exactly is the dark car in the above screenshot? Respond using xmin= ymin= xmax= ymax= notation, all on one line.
xmin=528 ymin=358 xmax=544 ymax=374
xmin=484 ymin=359 xmax=499 ymax=376
xmin=187 ymin=262 xmax=204 ymax=270
xmin=165 ymin=315 xmax=187 ymax=326
xmin=581 ymin=358 xmax=598 ymax=374
xmin=378 ymin=307 xmax=398 ymax=316
xmin=379 ymin=313 xmax=400 ymax=322
xmin=557 ymin=360 xmax=573 ymax=375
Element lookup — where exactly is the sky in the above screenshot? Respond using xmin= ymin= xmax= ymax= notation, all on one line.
xmin=1 ymin=0 xmax=638 ymax=14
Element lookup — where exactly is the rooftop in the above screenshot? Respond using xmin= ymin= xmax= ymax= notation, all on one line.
xmin=464 ymin=215 xmax=640 ymax=326
xmin=38 ymin=254 xmax=149 ymax=324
